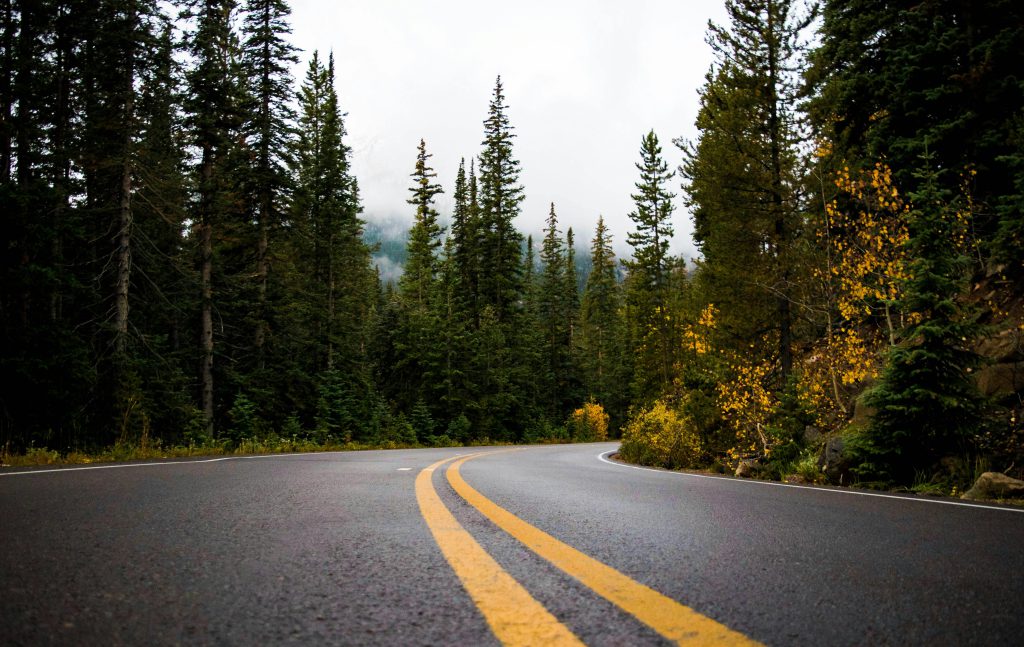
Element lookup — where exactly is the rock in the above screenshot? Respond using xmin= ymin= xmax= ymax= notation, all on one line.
xmin=735 ymin=459 xmax=759 ymax=478
xmin=803 ymin=425 xmax=823 ymax=445
xmin=985 ymin=262 xmax=1007 ymax=278
xmin=976 ymin=329 xmax=1024 ymax=364
xmin=851 ymin=392 xmax=876 ymax=428
xmin=817 ymin=436 xmax=851 ymax=484
xmin=974 ymin=362 xmax=1024 ymax=398
xmin=962 ymin=472 xmax=1024 ymax=501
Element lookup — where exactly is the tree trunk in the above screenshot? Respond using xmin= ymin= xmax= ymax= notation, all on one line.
xmin=200 ymin=148 xmax=215 ymax=437
xmin=255 ymin=192 xmax=268 ymax=368
xmin=767 ymin=0 xmax=793 ymax=382
xmin=0 ymin=0 xmax=12 ymax=184
xmin=114 ymin=9 xmax=135 ymax=357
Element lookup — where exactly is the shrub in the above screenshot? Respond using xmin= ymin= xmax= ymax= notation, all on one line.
xmin=566 ymin=401 xmax=610 ymax=442
xmin=446 ymin=414 xmax=472 ymax=444
xmin=619 ymin=400 xmax=702 ymax=469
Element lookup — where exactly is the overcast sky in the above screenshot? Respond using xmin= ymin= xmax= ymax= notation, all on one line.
xmin=289 ymin=0 xmax=729 ymax=261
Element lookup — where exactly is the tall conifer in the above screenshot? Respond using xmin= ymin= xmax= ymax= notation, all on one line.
xmin=626 ymin=130 xmax=677 ymax=401
xmin=476 ymin=76 xmax=524 ymax=322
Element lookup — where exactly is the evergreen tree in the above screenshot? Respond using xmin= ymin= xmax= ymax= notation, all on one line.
xmin=292 ymin=51 xmax=377 ymax=439
xmin=580 ymin=216 xmax=628 ymax=423
xmin=184 ymin=0 xmax=249 ymax=436
xmin=399 ymin=138 xmax=444 ymax=306
xmin=625 ymin=130 xmax=677 ymax=402
xmin=538 ymin=203 xmax=569 ymax=418
xmin=239 ymin=0 xmax=298 ymax=372
xmin=449 ymin=157 xmax=479 ymax=319
xmin=389 ymin=138 xmax=445 ymax=415
xmin=806 ymin=0 xmax=1024 ymax=270
xmin=855 ymin=161 xmax=984 ymax=484
xmin=680 ymin=0 xmax=813 ymax=383
xmin=476 ymin=76 xmax=524 ymax=323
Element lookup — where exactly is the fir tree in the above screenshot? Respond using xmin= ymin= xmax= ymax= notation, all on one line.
xmin=476 ymin=76 xmax=524 ymax=323
xmin=400 ymin=138 xmax=444 ymax=307
xmin=855 ymin=161 xmax=984 ymax=484
xmin=580 ymin=216 xmax=627 ymax=422
xmin=239 ymin=0 xmax=298 ymax=369
xmin=626 ymin=130 xmax=677 ymax=401
xmin=681 ymin=0 xmax=813 ymax=383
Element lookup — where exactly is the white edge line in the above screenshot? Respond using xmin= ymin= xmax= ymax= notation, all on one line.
xmin=597 ymin=449 xmax=1024 ymax=514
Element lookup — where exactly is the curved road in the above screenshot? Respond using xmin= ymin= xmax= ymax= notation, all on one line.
xmin=2 ymin=443 xmax=1022 ymax=645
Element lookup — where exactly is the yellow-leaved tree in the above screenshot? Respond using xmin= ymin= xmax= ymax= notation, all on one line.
xmin=801 ymin=162 xmax=912 ymax=426
xmin=566 ymin=401 xmax=610 ymax=442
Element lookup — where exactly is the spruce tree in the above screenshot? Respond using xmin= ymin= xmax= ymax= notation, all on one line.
xmin=292 ymin=51 xmax=377 ymax=439
xmin=855 ymin=161 xmax=984 ymax=484
xmin=400 ymin=138 xmax=444 ymax=307
xmin=538 ymin=203 xmax=569 ymax=419
xmin=184 ymin=0 xmax=248 ymax=436
xmin=626 ymin=130 xmax=677 ymax=401
xmin=806 ymin=0 xmax=1024 ymax=270
xmin=681 ymin=0 xmax=813 ymax=383
xmin=240 ymin=0 xmax=298 ymax=371
xmin=390 ymin=138 xmax=445 ymax=415
xmin=449 ymin=157 xmax=479 ymax=319
xmin=476 ymin=76 xmax=524 ymax=323
xmin=580 ymin=216 xmax=628 ymax=422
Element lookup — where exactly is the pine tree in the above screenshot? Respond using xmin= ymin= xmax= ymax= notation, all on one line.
xmin=184 ymin=0 xmax=248 ymax=436
xmin=680 ymin=0 xmax=813 ymax=384
xmin=476 ymin=76 xmax=524 ymax=323
xmin=580 ymin=216 xmax=628 ymax=422
xmin=400 ymin=138 xmax=444 ymax=307
xmin=855 ymin=160 xmax=984 ymax=484
xmin=240 ymin=0 xmax=298 ymax=370
xmin=626 ymin=130 xmax=677 ymax=401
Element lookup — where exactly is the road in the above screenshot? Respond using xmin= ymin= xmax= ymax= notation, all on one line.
xmin=2 ymin=443 xmax=1023 ymax=645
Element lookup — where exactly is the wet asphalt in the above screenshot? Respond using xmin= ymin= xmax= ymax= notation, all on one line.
xmin=2 ymin=443 xmax=1023 ymax=645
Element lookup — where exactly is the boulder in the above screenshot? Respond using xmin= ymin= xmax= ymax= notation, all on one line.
xmin=735 ymin=459 xmax=759 ymax=478
xmin=962 ymin=472 xmax=1024 ymax=501
xmin=976 ymin=329 xmax=1024 ymax=364
xmin=974 ymin=362 xmax=1024 ymax=398
xmin=802 ymin=425 xmax=823 ymax=445
xmin=817 ymin=435 xmax=852 ymax=484
xmin=851 ymin=392 xmax=876 ymax=428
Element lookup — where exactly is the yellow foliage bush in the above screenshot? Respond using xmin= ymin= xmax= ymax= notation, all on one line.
xmin=717 ymin=357 xmax=776 ymax=464
xmin=619 ymin=400 xmax=702 ymax=469
xmin=567 ymin=401 xmax=609 ymax=442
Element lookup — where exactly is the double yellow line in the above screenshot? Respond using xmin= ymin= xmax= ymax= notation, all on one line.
xmin=415 ymin=450 xmax=761 ymax=646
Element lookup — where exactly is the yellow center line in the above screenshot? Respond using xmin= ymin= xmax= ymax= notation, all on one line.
xmin=415 ymin=452 xmax=585 ymax=647
xmin=447 ymin=453 xmax=762 ymax=646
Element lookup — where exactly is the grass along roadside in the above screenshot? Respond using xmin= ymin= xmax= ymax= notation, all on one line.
xmin=0 ymin=434 xmax=606 ymax=468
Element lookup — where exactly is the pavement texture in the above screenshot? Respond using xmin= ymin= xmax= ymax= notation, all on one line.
xmin=3 ymin=443 xmax=1023 ymax=645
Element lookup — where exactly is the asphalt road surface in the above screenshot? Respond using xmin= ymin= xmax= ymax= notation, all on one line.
xmin=3 ymin=443 xmax=1023 ymax=645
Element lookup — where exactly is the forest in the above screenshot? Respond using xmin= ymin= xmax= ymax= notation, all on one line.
xmin=1 ymin=0 xmax=1022 ymax=491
